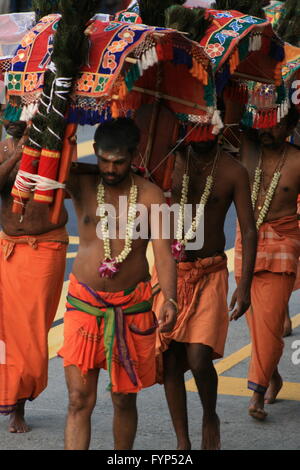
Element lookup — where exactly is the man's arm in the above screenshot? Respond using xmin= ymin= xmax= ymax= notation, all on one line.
xmin=149 ymin=185 xmax=178 ymax=333
xmin=231 ymin=163 xmax=257 ymax=321
xmin=0 ymin=139 xmax=24 ymax=191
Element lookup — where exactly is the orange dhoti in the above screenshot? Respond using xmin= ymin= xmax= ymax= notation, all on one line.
xmin=58 ymin=274 xmax=158 ymax=394
xmin=152 ymin=256 xmax=229 ymax=383
xmin=0 ymin=228 xmax=68 ymax=415
xmin=235 ymin=215 xmax=300 ymax=394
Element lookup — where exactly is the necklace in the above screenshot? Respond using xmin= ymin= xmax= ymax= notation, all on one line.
xmin=172 ymin=149 xmax=219 ymax=261
xmin=97 ymin=176 xmax=138 ymax=278
xmin=251 ymin=147 xmax=287 ymax=230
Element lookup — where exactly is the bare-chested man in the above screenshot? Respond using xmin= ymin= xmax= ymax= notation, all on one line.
xmin=153 ymin=137 xmax=257 ymax=450
xmin=58 ymin=118 xmax=178 ymax=450
xmin=236 ymin=105 xmax=300 ymax=420
xmin=0 ymin=120 xmax=69 ymax=432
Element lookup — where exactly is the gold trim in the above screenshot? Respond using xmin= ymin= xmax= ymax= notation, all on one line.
xmin=24 ymin=146 xmax=41 ymax=157
xmin=11 ymin=189 xmax=30 ymax=199
xmin=41 ymin=149 xmax=60 ymax=159
xmin=33 ymin=194 xmax=53 ymax=203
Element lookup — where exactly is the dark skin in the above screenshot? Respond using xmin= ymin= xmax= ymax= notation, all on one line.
xmin=164 ymin=140 xmax=257 ymax=450
xmin=240 ymin=118 xmax=300 ymax=416
xmin=64 ymin=145 xmax=177 ymax=451
xmin=0 ymin=126 xmax=68 ymax=434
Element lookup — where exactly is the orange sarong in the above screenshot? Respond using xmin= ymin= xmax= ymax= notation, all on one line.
xmin=235 ymin=215 xmax=300 ymax=394
xmin=152 ymin=256 xmax=229 ymax=383
xmin=0 ymin=227 xmax=68 ymax=415
xmin=58 ymin=274 xmax=158 ymax=394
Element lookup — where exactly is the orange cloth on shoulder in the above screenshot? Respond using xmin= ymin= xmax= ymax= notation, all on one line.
xmin=0 ymin=228 xmax=68 ymax=415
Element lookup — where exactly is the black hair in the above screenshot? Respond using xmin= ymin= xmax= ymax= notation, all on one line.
xmin=94 ymin=118 xmax=140 ymax=155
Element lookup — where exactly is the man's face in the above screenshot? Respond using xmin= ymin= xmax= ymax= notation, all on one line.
xmin=258 ymin=117 xmax=292 ymax=149
xmin=94 ymin=145 xmax=132 ymax=186
xmin=190 ymin=137 xmax=218 ymax=156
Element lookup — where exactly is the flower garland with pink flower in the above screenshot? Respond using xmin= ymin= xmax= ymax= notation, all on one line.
xmin=172 ymin=150 xmax=219 ymax=262
xmin=97 ymin=178 xmax=138 ymax=278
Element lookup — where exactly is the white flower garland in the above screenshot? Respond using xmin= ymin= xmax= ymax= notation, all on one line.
xmin=97 ymin=179 xmax=138 ymax=265
xmin=176 ymin=150 xmax=219 ymax=246
xmin=251 ymin=149 xmax=287 ymax=230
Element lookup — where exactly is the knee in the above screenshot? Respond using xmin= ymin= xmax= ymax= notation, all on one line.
xmin=112 ymin=393 xmax=136 ymax=412
xmin=68 ymin=389 xmax=96 ymax=415
xmin=190 ymin=359 xmax=214 ymax=377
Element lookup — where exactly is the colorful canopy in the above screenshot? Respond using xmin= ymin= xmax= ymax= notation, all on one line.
xmin=264 ymin=1 xmax=285 ymax=27
xmin=6 ymin=14 xmax=217 ymax=124
xmin=114 ymin=4 xmax=285 ymax=89
xmin=5 ymin=13 xmax=222 ymax=191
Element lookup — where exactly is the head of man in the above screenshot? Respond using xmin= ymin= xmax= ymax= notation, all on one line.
xmin=258 ymin=105 xmax=300 ymax=149
xmin=189 ymin=137 xmax=219 ymax=156
xmin=94 ymin=118 xmax=140 ymax=186
xmin=4 ymin=120 xmax=27 ymax=140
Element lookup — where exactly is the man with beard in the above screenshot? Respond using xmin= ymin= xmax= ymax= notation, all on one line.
xmin=58 ymin=118 xmax=178 ymax=450
xmin=0 ymin=120 xmax=69 ymax=432
xmin=235 ymin=105 xmax=300 ymax=420
xmin=152 ymin=135 xmax=257 ymax=450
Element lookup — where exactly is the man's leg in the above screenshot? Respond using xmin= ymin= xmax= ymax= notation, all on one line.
xmin=283 ymin=306 xmax=292 ymax=338
xmin=247 ymin=272 xmax=295 ymax=419
xmin=186 ymin=343 xmax=220 ymax=451
xmin=264 ymin=367 xmax=283 ymax=405
xmin=163 ymin=341 xmax=191 ymax=450
xmin=8 ymin=401 xmax=30 ymax=433
xmin=111 ymin=393 xmax=137 ymax=450
xmin=64 ymin=365 xmax=99 ymax=450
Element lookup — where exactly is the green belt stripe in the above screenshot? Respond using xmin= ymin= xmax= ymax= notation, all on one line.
xmin=67 ymin=296 xmax=152 ymax=318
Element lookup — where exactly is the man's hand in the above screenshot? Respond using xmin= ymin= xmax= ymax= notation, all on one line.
xmin=229 ymin=286 xmax=251 ymax=321
xmin=158 ymin=301 xmax=178 ymax=333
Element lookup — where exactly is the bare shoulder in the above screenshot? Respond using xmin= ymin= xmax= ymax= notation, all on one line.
xmin=288 ymin=143 xmax=300 ymax=164
xmin=219 ymin=151 xmax=249 ymax=180
xmin=134 ymin=175 xmax=165 ymax=204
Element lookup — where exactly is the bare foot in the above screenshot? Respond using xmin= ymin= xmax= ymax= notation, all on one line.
xmin=265 ymin=374 xmax=283 ymax=405
xmin=283 ymin=317 xmax=292 ymax=338
xmin=8 ymin=402 xmax=30 ymax=433
xmin=248 ymin=394 xmax=267 ymax=421
xmin=202 ymin=414 xmax=221 ymax=450
xmin=177 ymin=441 xmax=191 ymax=450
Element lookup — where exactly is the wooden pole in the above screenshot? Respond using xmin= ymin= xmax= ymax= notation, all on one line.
xmin=49 ymin=122 xmax=78 ymax=224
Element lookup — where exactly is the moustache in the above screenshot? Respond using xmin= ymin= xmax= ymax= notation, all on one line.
xmin=103 ymin=173 xmax=117 ymax=178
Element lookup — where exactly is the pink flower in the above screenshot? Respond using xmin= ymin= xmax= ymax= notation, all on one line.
xmin=205 ymin=43 xmax=225 ymax=59
xmin=98 ymin=258 xmax=121 ymax=278
xmin=171 ymin=241 xmax=187 ymax=262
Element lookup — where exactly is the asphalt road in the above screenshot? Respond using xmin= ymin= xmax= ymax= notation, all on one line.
xmin=0 ymin=125 xmax=299 ymax=451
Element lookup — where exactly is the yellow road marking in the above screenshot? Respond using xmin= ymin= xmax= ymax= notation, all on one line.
xmin=201 ymin=377 xmax=300 ymax=401
xmin=48 ymin=323 xmax=64 ymax=360
xmin=185 ymin=313 xmax=300 ymax=399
